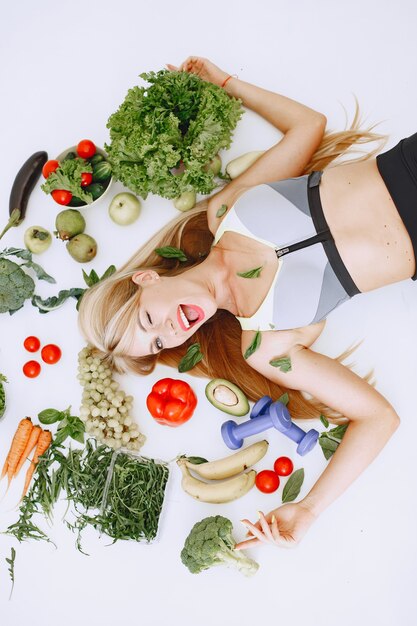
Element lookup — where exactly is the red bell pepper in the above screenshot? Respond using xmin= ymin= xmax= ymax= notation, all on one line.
xmin=146 ymin=378 xmax=197 ymax=427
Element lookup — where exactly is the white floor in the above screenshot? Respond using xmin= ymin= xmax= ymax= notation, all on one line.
xmin=0 ymin=1 xmax=416 ymax=625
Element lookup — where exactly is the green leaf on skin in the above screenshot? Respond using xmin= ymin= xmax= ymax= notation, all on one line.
xmin=216 ymin=204 xmax=228 ymax=218
xmin=269 ymin=356 xmax=292 ymax=372
xmin=243 ymin=330 xmax=262 ymax=360
xmin=237 ymin=266 xmax=263 ymax=279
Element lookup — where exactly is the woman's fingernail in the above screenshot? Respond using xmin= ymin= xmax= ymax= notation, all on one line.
xmin=271 ymin=515 xmax=276 ymax=524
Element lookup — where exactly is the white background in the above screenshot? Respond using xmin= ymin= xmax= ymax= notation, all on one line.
xmin=1 ymin=1 xmax=417 ymax=625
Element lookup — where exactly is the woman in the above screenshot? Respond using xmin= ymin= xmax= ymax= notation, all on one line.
xmin=78 ymin=56 xmax=415 ymax=550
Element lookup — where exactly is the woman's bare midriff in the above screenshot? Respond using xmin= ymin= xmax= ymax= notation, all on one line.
xmin=320 ymin=159 xmax=416 ymax=291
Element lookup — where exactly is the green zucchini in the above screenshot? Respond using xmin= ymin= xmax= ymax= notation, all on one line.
xmin=69 ymin=196 xmax=87 ymax=207
xmin=63 ymin=151 xmax=76 ymax=161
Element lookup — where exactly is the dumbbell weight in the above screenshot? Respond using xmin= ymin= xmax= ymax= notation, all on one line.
xmin=221 ymin=398 xmax=319 ymax=456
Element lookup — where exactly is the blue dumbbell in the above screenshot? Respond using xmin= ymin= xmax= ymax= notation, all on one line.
xmin=221 ymin=397 xmax=319 ymax=456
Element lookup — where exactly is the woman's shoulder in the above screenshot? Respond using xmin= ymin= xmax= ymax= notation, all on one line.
xmin=206 ymin=183 xmax=259 ymax=236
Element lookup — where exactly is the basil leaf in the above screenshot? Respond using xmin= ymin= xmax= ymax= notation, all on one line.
xmin=243 ymin=330 xmax=261 ymax=360
xmin=237 ymin=266 xmax=263 ymax=279
xmin=100 ymin=265 xmax=117 ymax=281
xmin=216 ymin=204 xmax=228 ymax=218
xmin=82 ymin=269 xmax=99 ymax=287
xmin=318 ymin=424 xmax=348 ymax=460
xmin=320 ymin=414 xmax=329 ymax=428
xmin=186 ymin=456 xmax=208 ymax=465
xmin=269 ymin=356 xmax=292 ymax=372
xmin=282 ymin=468 xmax=304 ymax=503
xmin=178 ymin=342 xmax=204 ymax=373
xmin=155 ymin=246 xmax=187 ymax=262
xmin=38 ymin=409 xmax=64 ymax=425
xmin=278 ymin=392 xmax=289 ymax=406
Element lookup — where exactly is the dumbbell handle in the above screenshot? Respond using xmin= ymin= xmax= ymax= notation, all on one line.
xmin=286 ymin=422 xmax=308 ymax=445
xmin=231 ymin=413 xmax=274 ymax=439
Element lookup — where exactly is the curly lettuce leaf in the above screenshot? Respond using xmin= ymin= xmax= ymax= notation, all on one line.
xmin=41 ymin=158 xmax=94 ymax=203
xmin=106 ymin=69 xmax=243 ymax=200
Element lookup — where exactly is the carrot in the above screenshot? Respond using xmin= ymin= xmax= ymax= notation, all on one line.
xmin=4 ymin=417 xmax=33 ymax=489
xmin=14 ymin=425 xmax=42 ymax=477
xmin=21 ymin=429 xmax=52 ymax=500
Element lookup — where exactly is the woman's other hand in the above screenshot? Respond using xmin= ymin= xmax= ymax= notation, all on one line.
xmin=166 ymin=56 xmax=229 ymax=87
xmin=235 ymin=503 xmax=317 ymax=550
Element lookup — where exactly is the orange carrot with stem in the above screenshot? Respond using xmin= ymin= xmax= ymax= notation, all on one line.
xmin=21 ymin=429 xmax=52 ymax=500
xmin=4 ymin=417 xmax=33 ymax=489
xmin=14 ymin=425 xmax=42 ymax=477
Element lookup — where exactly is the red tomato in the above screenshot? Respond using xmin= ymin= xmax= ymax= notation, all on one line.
xmin=41 ymin=344 xmax=62 ymax=365
xmin=81 ymin=172 xmax=93 ymax=187
xmin=23 ymin=336 xmax=41 ymax=353
xmin=42 ymin=160 xmax=60 ymax=178
xmin=255 ymin=470 xmax=280 ymax=494
xmin=51 ymin=189 xmax=72 ymax=205
xmin=77 ymin=139 xmax=96 ymax=159
xmin=273 ymin=456 xmax=294 ymax=477
xmin=23 ymin=360 xmax=41 ymax=378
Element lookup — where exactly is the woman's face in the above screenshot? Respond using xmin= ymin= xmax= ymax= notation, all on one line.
xmin=128 ymin=270 xmax=217 ymax=357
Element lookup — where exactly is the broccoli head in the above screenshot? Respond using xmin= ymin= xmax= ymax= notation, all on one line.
xmin=0 ymin=258 xmax=35 ymax=314
xmin=180 ymin=515 xmax=259 ymax=577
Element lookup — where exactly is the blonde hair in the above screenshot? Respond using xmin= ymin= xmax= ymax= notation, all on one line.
xmin=78 ymin=106 xmax=384 ymax=421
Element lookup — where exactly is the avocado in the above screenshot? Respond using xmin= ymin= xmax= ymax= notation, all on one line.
xmin=205 ymin=378 xmax=250 ymax=416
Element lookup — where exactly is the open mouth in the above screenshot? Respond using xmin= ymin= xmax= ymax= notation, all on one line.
xmin=177 ymin=304 xmax=205 ymax=331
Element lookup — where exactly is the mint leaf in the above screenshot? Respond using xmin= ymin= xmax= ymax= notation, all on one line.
xmin=269 ymin=356 xmax=292 ymax=372
xmin=216 ymin=204 xmax=228 ymax=218
xmin=282 ymin=468 xmax=304 ymax=503
xmin=278 ymin=392 xmax=289 ymax=406
xmin=318 ymin=423 xmax=349 ymax=460
xmin=243 ymin=330 xmax=261 ymax=360
xmin=178 ymin=342 xmax=204 ymax=372
xmin=155 ymin=246 xmax=187 ymax=262
xmin=237 ymin=266 xmax=263 ymax=279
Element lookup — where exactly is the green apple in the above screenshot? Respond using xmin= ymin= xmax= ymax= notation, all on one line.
xmin=173 ymin=191 xmax=196 ymax=212
xmin=108 ymin=192 xmax=141 ymax=225
xmin=24 ymin=225 xmax=52 ymax=254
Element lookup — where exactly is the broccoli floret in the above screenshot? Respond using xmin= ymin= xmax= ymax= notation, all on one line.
xmin=181 ymin=515 xmax=259 ymax=577
xmin=0 ymin=258 xmax=35 ymax=314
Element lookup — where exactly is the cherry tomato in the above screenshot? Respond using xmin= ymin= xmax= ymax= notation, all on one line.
xmin=255 ymin=470 xmax=280 ymax=494
xmin=77 ymin=139 xmax=96 ymax=159
xmin=273 ymin=456 xmax=294 ymax=477
xmin=23 ymin=360 xmax=41 ymax=378
xmin=81 ymin=172 xmax=93 ymax=187
xmin=51 ymin=189 xmax=72 ymax=205
xmin=42 ymin=159 xmax=60 ymax=178
xmin=41 ymin=344 xmax=62 ymax=364
xmin=23 ymin=336 xmax=41 ymax=353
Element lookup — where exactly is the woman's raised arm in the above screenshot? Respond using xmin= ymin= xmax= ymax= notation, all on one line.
xmin=236 ymin=330 xmax=400 ymax=548
xmin=167 ymin=57 xmax=326 ymax=203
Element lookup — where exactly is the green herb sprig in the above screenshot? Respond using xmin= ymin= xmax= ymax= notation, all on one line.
xmin=216 ymin=204 xmax=228 ymax=218
xmin=5 ymin=547 xmax=16 ymax=600
xmin=319 ymin=424 xmax=348 ymax=460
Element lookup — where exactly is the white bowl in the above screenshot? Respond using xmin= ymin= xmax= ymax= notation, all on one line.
xmin=55 ymin=144 xmax=113 ymax=208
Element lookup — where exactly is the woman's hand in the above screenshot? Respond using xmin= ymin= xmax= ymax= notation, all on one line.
xmin=166 ymin=56 xmax=230 ymax=88
xmin=235 ymin=502 xmax=318 ymax=550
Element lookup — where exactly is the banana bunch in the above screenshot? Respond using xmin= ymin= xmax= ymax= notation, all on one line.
xmin=177 ymin=440 xmax=268 ymax=504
